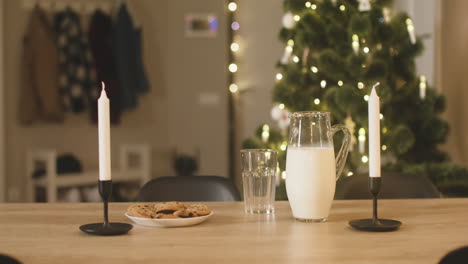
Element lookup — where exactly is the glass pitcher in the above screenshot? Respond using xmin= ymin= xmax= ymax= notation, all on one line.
xmin=286 ymin=111 xmax=351 ymax=222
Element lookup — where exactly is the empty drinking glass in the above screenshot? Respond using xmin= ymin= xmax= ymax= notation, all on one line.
xmin=240 ymin=149 xmax=277 ymax=214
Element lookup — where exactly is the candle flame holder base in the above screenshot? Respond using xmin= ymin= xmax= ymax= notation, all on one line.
xmin=349 ymin=177 xmax=402 ymax=232
xmin=80 ymin=180 xmax=133 ymax=236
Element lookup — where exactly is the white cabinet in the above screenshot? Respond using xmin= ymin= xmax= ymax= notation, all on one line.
xmin=26 ymin=144 xmax=151 ymax=202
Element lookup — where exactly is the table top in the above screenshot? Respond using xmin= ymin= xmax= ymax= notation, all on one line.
xmin=1 ymin=199 xmax=467 ymax=264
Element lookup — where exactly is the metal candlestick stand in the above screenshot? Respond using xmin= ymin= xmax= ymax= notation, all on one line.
xmin=349 ymin=177 xmax=402 ymax=232
xmin=80 ymin=180 xmax=133 ymax=236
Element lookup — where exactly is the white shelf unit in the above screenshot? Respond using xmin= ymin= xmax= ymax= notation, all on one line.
xmin=26 ymin=144 xmax=151 ymax=202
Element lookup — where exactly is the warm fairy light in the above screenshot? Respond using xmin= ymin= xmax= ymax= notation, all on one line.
xmin=382 ymin=145 xmax=387 ymax=151
xmin=347 ymin=172 xmax=354 ymax=177
xmin=293 ymin=15 xmax=300 ymax=22
xmin=357 ymin=82 xmax=364 ymax=89
xmin=320 ymin=80 xmax=327 ymax=88
xmin=314 ymin=98 xmax=320 ymax=105
xmin=231 ymin=22 xmax=240 ymax=31
xmin=228 ymin=2 xmax=237 ymax=12
xmin=279 ymin=103 xmax=285 ymax=110
xmin=261 ymin=124 xmax=270 ymax=143
xmin=230 ymin=42 xmax=239 ymax=52
xmin=340 ymin=5 xmax=346 ymax=11
xmin=305 ymin=2 xmax=311 ymax=8
xmin=311 ymin=4 xmax=317 ymax=10
xmin=280 ymin=143 xmax=287 ymax=151
xmin=276 ymin=73 xmax=283 ymax=80
xmin=229 ymin=84 xmax=238 ymax=93
xmin=363 ymin=47 xmax=370 ymax=53
xmin=382 ymin=127 xmax=388 ymax=134
xmin=292 ymin=56 xmax=299 ymax=63
xmin=229 ymin=63 xmax=238 ymax=72
xmin=281 ymin=171 xmax=287 ymax=180
xmin=338 ymin=80 xmax=343 ymax=87
xmin=361 ymin=155 xmax=369 ymax=163
xmin=285 ymin=46 xmax=293 ymax=53
xmin=311 ymin=66 xmax=318 ymax=73
xmin=380 ymin=113 xmax=384 ymax=120
xmin=287 ymin=39 xmax=294 ymax=46
xmin=364 ymin=95 xmax=370 ymax=101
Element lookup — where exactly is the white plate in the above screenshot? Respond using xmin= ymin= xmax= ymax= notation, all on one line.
xmin=125 ymin=211 xmax=214 ymax=228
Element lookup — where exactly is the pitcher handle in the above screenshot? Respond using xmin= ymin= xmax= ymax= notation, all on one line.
xmin=330 ymin=124 xmax=351 ymax=181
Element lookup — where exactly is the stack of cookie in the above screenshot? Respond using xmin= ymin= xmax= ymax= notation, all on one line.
xmin=127 ymin=202 xmax=211 ymax=219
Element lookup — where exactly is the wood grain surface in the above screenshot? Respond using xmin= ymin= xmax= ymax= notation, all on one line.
xmin=1 ymin=199 xmax=467 ymax=264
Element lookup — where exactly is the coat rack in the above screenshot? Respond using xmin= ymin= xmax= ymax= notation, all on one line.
xmin=22 ymin=0 xmax=118 ymax=14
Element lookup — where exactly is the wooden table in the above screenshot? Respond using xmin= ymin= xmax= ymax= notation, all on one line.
xmin=1 ymin=199 xmax=467 ymax=263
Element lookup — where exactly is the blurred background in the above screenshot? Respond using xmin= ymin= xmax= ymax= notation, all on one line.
xmin=0 ymin=0 xmax=466 ymax=202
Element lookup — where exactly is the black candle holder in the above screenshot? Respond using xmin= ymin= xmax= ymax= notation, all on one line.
xmin=349 ymin=177 xmax=402 ymax=232
xmin=80 ymin=180 xmax=133 ymax=236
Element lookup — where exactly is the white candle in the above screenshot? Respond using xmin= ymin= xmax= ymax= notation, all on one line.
xmin=352 ymin=34 xmax=360 ymax=55
xmin=419 ymin=75 xmax=427 ymax=100
xmin=406 ymin=18 xmax=416 ymax=44
xmin=368 ymin=83 xmax=381 ymax=178
xmin=98 ymin=82 xmax=111 ymax=181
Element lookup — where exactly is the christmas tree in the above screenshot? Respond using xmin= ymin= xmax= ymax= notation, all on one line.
xmin=243 ymin=0 xmax=468 ymax=199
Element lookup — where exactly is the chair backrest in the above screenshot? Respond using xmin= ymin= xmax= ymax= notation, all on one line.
xmin=136 ymin=176 xmax=241 ymax=202
xmin=335 ymin=172 xmax=441 ymax=199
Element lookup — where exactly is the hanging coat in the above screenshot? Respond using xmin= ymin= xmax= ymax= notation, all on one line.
xmin=88 ymin=10 xmax=121 ymax=124
xmin=113 ymin=4 xmax=149 ymax=111
xmin=54 ymin=8 xmax=95 ymax=113
xmin=20 ymin=7 xmax=64 ymax=124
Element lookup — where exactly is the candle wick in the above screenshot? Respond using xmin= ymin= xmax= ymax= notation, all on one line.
xmin=372 ymin=82 xmax=380 ymax=91
xmin=101 ymin=81 xmax=106 ymax=91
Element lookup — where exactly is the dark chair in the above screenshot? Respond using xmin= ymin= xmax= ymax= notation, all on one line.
xmin=136 ymin=176 xmax=241 ymax=202
xmin=335 ymin=172 xmax=441 ymax=199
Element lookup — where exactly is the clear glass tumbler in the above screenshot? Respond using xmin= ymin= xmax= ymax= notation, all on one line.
xmin=240 ymin=149 xmax=277 ymax=214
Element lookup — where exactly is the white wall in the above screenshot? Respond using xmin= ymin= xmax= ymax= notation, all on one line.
xmin=237 ymin=0 xmax=284 ymax=139
xmin=394 ymin=0 xmax=437 ymax=85
xmin=3 ymin=0 xmax=228 ymax=201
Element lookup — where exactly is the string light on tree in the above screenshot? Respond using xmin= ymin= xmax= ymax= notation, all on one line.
xmin=419 ymin=75 xmax=427 ymax=99
xmin=292 ymin=56 xmax=299 ymax=63
xmin=364 ymin=95 xmax=370 ymax=101
xmin=357 ymin=82 xmax=364 ymax=89
xmin=361 ymin=155 xmax=369 ymax=163
xmin=338 ymin=80 xmax=343 ymax=87
xmin=314 ymin=98 xmax=320 ymax=105
xmin=363 ymin=47 xmax=370 ymax=53
xmin=358 ymin=128 xmax=366 ymax=154
xmin=261 ymin=124 xmax=270 ymax=143
xmin=320 ymin=80 xmax=327 ymax=88
xmin=293 ymin=15 xmax=300 ymax=22
xmin=339 ymin=5 xmax=346 ymax=11
xmin=276 ymin=73 xmax=283 ymax=81
xmin=305 ymin=1 xmax=311 ymax=8
xmin=311 ymin=66 xmax=318 ymax=73
xmin=406 ymin=18 xmax=416 ymax=44
xmin=311 ymin=4 xmax=317 ymax=10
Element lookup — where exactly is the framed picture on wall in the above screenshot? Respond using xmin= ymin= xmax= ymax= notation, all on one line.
xmin=185 ymin=14 xmax=218 ymax=38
